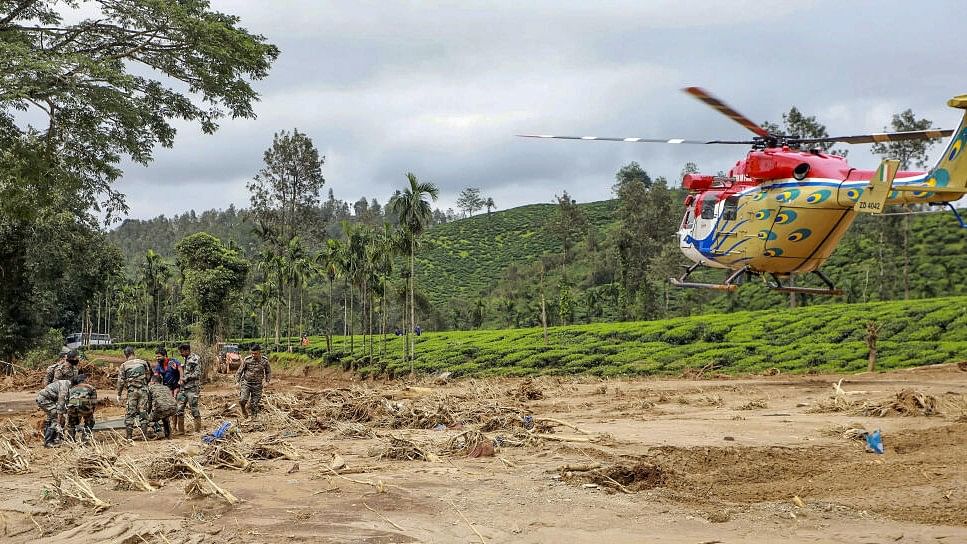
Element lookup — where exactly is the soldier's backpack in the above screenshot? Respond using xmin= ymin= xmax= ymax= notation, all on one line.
xmin=67 ymin=384 xmax=98 ymax=411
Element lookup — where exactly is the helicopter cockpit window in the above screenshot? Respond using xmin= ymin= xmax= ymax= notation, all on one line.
xmin=700 ymin=194 xmax=718 ymax=219
xmin=722 ymin=196 xmax=739 ymax=221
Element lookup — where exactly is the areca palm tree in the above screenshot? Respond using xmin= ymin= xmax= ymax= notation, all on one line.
xmin=316 ymin=238 xmax=343 ymax=355
xmin=389 ymin=172 xmax=439 ymax=370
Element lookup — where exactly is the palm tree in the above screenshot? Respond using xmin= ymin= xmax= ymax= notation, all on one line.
xmin=283 ymin=237 xmax=307 ymax=351
xmin=485 ymin=197 xmax=496 ymax=216
xmin=388 ymin=172 xmax=439 ymax=371
xmin=316 ymin=238 xmax=343 ymax=355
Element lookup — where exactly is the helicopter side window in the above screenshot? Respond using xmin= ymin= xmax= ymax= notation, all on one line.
xmin=682 ymin=208 xmax=694 ymax=229
xmin=700 ymin=194 xmax=718 ymax=219
xmin=722 ymin=196 xmax=739 ymax=221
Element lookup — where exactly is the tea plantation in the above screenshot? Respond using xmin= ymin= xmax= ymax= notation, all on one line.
xmin=285 ymin=295 xmax=967 ymax=377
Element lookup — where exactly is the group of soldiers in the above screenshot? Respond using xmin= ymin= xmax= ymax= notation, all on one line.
xmin=36 ymin=343 xmax=272 ymax=447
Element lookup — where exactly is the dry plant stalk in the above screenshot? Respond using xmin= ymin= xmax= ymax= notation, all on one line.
xmin=371 ymin=435 xmax=436 ymax=461
xmin=49 ymin=472 xmax=111 ymax=511
xmin=250 ymin=434 xmax=301 ymax=460
xmin=176 ymin=455 xmax=239 ymax=504
xmin=0 ymin=422 xmax=30 ymax=474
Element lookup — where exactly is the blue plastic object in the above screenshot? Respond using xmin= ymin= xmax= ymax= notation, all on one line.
xmin=432 ymin=423 xmax=447 ymax=431
xmin=202 ymin=421 xmax=232 ymax=444
xmin=522 ymin=415 xmax=534 ymax=430
xmin=865 ymin=429 xmax=884 ymax=454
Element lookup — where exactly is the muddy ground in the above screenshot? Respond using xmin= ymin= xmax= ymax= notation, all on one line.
xmin=0 ymin=364 xmax=965 ymax=543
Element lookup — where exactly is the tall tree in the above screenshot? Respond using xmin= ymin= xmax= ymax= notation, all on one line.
xmin=248 ymin=129 xmax=326 ymax=247
xmin=0 ymin=1 xmax=277 ymax=358
xmin=176 ymin=232 xmax=248 ymax=355
xmin=871 ymin=109 xmax=941 ymax=170
xmin=612 ymin=163 xmax=677 ymax=319
xmin=456 ymin=187 xmax=484 ymax=217
xmin=389 ymin=173 xmax=439 ymax=370
xmin=763 ymin=107 xmax=847 ymax=157
xmin=546 ymin=191 xmax=587 ymax=279
xmin=485 ymin=197 xmax=496 ymax=216
xmin=871 ymin=109 xmax=942 ymax=299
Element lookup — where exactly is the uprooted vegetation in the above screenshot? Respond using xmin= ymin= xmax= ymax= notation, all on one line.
xmin=809 ymin=386 xmax=961 ymax=417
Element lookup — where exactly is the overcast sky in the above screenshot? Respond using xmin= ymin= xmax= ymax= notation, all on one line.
xmin=115 ymin=0 xmax=967 ymax=220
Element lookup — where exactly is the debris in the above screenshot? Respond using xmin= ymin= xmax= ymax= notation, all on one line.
xmin=511 ymin=379 xmax=544 ymax=401
xmin=859 ymin=389 xmax=941 ymax=417
xmin=48 ymin=472 xmax=111 ymax=511
xmin=329 ymin=453 xmax=347 ymax=471
xmin=287 ymin=463 xmax=300 ymax=474
xmin=364 ymin=502 xmax=405 ymax=531
xmin=534 ymin=417 xmax=589 ymax=434
xmin=0 ymin=422 xmax=30 ymax=474
xmin=446 ymin=499 xmax=487 ymax=544
xmin=865 ymin=429 xmax=884 ymax=454
xmin=793 ymin=496 xmax=806 ymax=508
xmin=560 ymin=461 xmax=664 ymax=493
xmin=371 ymin=435 xmax=436 ymax=461
xmin=723 ymin=436 xmax=735 ymax=442
xmin=734 ymin=399 xmax=768 ymax=410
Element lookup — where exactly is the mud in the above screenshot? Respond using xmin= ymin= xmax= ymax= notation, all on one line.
xmin=0 ymin=364 xmax=964 ymax=543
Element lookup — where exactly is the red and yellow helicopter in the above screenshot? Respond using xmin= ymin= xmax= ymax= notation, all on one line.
xmin=520 ymin=88 xmax=967 ymax=296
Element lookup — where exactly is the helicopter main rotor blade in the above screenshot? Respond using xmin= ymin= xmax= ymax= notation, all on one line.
xmin=515 ymin=134 xmax=755 ymax=145
xmin=682 ymin=87 xmax=772 ymax=138
xmin=793 ymin=129 xmax=954 ymax=145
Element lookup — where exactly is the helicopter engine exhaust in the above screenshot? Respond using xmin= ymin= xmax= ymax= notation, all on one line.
xmin=793 ymin=162 xmax=810 ymax=180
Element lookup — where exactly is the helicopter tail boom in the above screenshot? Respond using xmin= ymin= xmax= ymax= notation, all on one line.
xmin=885 ymin=95 xmax=967 ymax=202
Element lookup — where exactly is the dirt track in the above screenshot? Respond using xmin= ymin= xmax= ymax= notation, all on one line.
xmin=1 ymin=365 xmax=965 ymax=543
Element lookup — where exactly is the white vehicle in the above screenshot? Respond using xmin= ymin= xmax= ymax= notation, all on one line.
xmin=65 ymin=333 xmax=114 ymax=349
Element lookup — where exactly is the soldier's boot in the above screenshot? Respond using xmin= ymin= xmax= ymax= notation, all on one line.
xmin=162 ymin=418 xmax=171 ymax=439
xmin=193 ymin=417 xmax=202 ymax=433
xmin=239 ymin=402 xmax=248 ymax=418
xmin=125 ymin=426 xmax=133 ymax=440
xmin=173 ymin=416 xmax=182 ymax=435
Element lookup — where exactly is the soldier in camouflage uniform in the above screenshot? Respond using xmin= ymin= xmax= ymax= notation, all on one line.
xmin=175 ymin=343 xmax=202 ymax=434
xmin=116 ymin=346 xmax=152 ymax=439
xmin=236 ymin=344 xmax=271 ymax=419
xmin=36 ymin=375 xmax=84 ymax=447
xmin=41 ymin=348 xmax=70 ymax=387
xmin=146 ymin=374 xmax=177 ymax=439
xmin=66 ymin=375 xmax=97 ymax=443
xmin=52 ymin=349 xmax=81 ymax=382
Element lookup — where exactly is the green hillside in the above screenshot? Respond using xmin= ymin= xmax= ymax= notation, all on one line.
xmin=415 ymin=200 xmax=617 ymax=306
xmin=273 ymin=295 xmax=967 ymax=377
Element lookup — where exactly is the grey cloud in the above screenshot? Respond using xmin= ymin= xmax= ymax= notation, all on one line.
xmin=115 ymin=0 xmax=967 ymax=219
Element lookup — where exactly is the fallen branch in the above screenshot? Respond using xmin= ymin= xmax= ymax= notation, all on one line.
xmin=533 ymin=433 xmax=592 ymax=443
xmin=178 ymin=456 xmax=238 ymax=504
xmin=534 ymin=417 xmax=589 ymax=434
xmin=363 ymin=502 xmax=405 ymax=531
xmin=447 ymin=499 xmax=486 ymax=544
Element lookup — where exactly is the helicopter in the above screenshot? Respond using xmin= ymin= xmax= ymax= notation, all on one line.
xmin=519 ymin=88 xmax=967 ymax=296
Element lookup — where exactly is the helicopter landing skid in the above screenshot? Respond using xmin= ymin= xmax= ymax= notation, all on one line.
xmin=669 ymin=264 xmax=747 ymax=292
xmin=768 ymin=270 xmax=844 ymax=296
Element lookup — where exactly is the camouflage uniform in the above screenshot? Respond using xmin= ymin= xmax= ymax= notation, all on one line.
xmin=52 ymin=360 xmax=79 ymax=383
xmin=146 ymin=382 xmax=177 ymax=437
xmin=236 ymin=354 xmax=271 ymax=417
xmin=176 ymin=353 xmax=202 ymax=419
xmin=66 ymin=383 xmax=97 ymax=441
xmin=36 ymin=380 xmax=70 ymax=445
xmin=116 ymin=357 xmax=151 ymax=433
xmin=42 ymin=361 xmax=61 ymax=387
